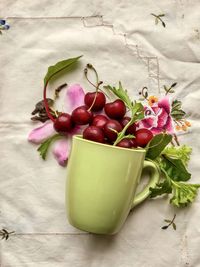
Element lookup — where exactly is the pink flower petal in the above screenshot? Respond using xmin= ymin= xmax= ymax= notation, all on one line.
xmin=140 ymin=117 xmax=155 ymax=128
xmin=151 ymin=127 xmax=163 ymax=134
xmin=70 ymin=125 xmax=85 ymax=135
xmin=52 ymin=138 xmax=71 ymax=167
xmin=165 ymin=116 xmax=174 ymax=134
xmin=157 ymin=109 xmax=168 ymax=128
xmin=151 ymin=106 xmax=160 ymax=114
xmin=65 ymin=84 xmax=85 ymax=113
xmin=28 ymin=121 xmax=56 ymax=144
xmin=52 ymin=124 xmax=84 ymax=167
xmin=158 ymin=97 xmax=170 ymax=114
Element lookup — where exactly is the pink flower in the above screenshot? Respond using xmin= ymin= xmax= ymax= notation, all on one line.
xmin=139 ymin=96 xmax=174 ymax=134
xmin=28 ymin=84 xmax=85 ymax=166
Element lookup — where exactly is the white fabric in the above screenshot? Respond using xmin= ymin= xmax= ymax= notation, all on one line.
xmin=0 ymin=1 xmax=200 ymax=266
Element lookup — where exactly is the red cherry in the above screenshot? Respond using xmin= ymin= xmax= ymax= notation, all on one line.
xmin=91 ymin=114 xmax=108 ymax=129
xmin=120 ymin=116 xmax=136 ymax=134
xmin=84 ymin=92 xmax=106 ymax=111
xmin=83 ymin=126 xmax=105 ymax=143
xmin=71 ymin=106 xmax=93 ymax=125
xmin=116 ymin=138 xmax=132 ymax=148
xmin=104 ymin=120 xmax=122 ymax=142
xmin=135 ymin=128 xmax=153 ymax=147
xmin=54 ymin=113 xmax=72 ymax=133
xmin=104 ymin=99 xmax=126 ymax=120
xmin=129 ymin=138 xmax=138 ymax=148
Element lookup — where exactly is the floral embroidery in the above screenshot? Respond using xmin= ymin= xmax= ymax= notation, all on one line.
xmin=139 ymin=96 xmax=174 ymax=134
xmin=151 ymin=13 xmax=166 ymax=28
xmin=0 ymin=19 xmax=10 ymax=35
xmin=148 ymin=95 xmax=158 ymax=106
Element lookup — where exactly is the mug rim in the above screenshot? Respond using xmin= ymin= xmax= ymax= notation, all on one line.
xmin=73 ymin=135 xmax=146 ymax=153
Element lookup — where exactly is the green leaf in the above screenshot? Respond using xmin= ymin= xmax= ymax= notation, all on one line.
xmin=171 ymin=100 xmax=186 ymax=120
xmin=104 ymin=82 xmax=132 ymax=109
xmin=172 ymin=100 xmax=181 ymax=110
xmin=171 ymin=82 xmax=177 ymax=88
xmin=171 ymin=109 xmax=186 ymax=120
xmin=170 ymin=181 xmax=200 ymax=207
xmin=172 ymin=223 xmax=176 ymax=230
xmin=159 ymin=14 xmax=165 ymax=17
xmin=163 ymin=145 xmax=192 ymax=166
xmin=37 ymin=134 xmax=61 ymax=160
xmin=161 ymin=155 xmax=191 ymax=181
xmin=163 ymin=85 xmax=168 ymax=92
xmin=162 ymin=21 xmax=166 ymax=28
xmin=164 ymin=219 xmax=171 ymax=223
xmin=149 ymin=179 xmax=172 ymax=198
xmin=44 ymin=55 xmax=82 ymax=85
xmin=155 ymin=18 xmax=159 ymax=25
xmin=146 ymin=133 xmax=172 ymax=160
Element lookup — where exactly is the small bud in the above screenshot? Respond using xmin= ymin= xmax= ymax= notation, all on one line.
xmin=182 ymin=125 xmax=187 ymax=131
xmin=175 ymin=125 xmax=181 ymax=131
xmin=185 ymin=120 xmax=191 ymax=127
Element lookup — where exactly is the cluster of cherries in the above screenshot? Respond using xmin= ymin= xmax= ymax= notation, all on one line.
xmin=53 ymin=91 xmax=153 ymax=148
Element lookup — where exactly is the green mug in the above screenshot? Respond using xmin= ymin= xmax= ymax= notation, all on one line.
xmin=66 ymin=135 xmax=160 ymax=235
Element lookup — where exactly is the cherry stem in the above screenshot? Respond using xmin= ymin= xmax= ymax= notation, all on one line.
xmin=87 ymin=63 xmax=99 ymax=84
xmin=84 ymin=64 xmax=102 ymax=91
xmin=43 ymin=82 xmax=56 ymax=122
xmin=84 ymin=63 xmax=103 ymax=111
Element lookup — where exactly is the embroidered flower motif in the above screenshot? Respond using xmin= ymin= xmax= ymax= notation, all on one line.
xmin=28 ymin=84 xmax=85 ymax=166
xmin=139 ymin=96 xmax=174 ymax=134
xmin=0 ymin=19 xmax=10 ymax=34
xmin=148 ymin=95 xmax=158 ymax=107
xmin=175 ymin=120 xmax=191 ymax=132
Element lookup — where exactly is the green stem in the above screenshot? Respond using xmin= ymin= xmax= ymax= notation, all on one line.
xmin=167 ymin=214 xmax=176 ymax=228
xmin=113 ymin=115 xmax=135 ymax=146
xmin=151 ymin=13 xmax=164 ymax=24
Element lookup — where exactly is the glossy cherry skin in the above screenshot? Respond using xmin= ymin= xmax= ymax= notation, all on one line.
xmin=71 ymin=106 xmax=93 ymax=125
xmin=129 ymin=138 xmax=138 ymax=148
xmin=54 ymin=113 xmax=72 ymax=133
xmin=135 ymin=128 xmax=153 ymax=147
xmin=83 ymin=126 xmax=105 ymax=143
xmin=91 ymin=114 xmax=108 ymax=130
xmin=104 ymin=99 xmax=126 ymax=120
xmin=120 ymin=116 xmax=136 ymax=134
xmin=84 ymin=92 xmax=106 ymax=112
xmin=104 ymin=120 xmax=122 ymax=142
xmin=116 ymin=138 xmax=132 ymax=148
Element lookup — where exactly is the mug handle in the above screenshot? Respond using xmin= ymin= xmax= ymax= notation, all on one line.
xmin=131 ymin=160 xmax=160 ymax=209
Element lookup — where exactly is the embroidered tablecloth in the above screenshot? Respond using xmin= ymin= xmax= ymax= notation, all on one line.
xmin=0 ymin=1 xmax=200 ymax=266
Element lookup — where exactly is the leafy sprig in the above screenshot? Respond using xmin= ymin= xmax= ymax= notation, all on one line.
xmin=151 ymin=13 xmax=166 ymax=28
xmin=0 ymin=229 xmax=14 ymax=240
xmin=162 ymin=214 xmax=177 ymax=230
xmin=164 ymin=82 xmax=177 ymax=95
xmin=171 ymin=100 xmax=186 ymax=121
xmin=104 ymin=82 xmax=144 ymax=145
xmin=171 ymin=180 xmax=200 ymax=207
xmin=147 ymin=140 xmax=200 ymax=207
xmin=163 ymin=145 xmax=192 ymax=166
xmin=37 ymin=134 xmax=61 ymax=160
